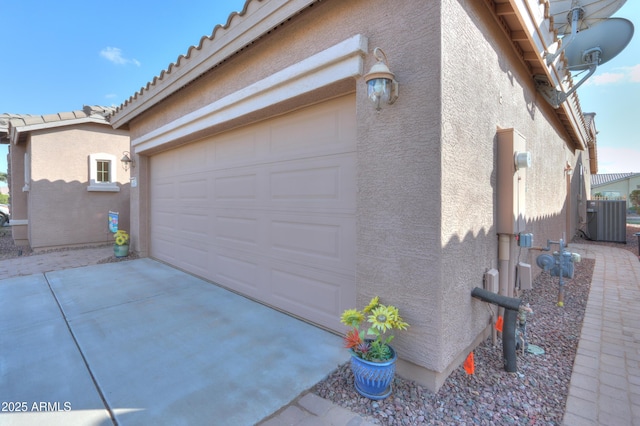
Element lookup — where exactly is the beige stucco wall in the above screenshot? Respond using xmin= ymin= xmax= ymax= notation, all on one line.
xmin=22 ymin=124 xmax=130 ymax=249
xmin=121 ymin=0 xmax=593 ymax=391
xmin=425 ymin=0 xmax=596 ymax=387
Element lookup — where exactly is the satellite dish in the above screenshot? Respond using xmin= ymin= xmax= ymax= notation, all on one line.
xmin=545 ymin=0 xmax=627 ymax=64
xmin=549 ymin=0 xmax=627 ymax=34
xmin=535 ymin=17 xmax=634 ymax=108
xmin=564 ymin=17 xmax=634 ymax=70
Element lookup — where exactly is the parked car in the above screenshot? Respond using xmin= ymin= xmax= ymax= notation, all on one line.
xmin=0 ymin=204 xmax=10 ymax=227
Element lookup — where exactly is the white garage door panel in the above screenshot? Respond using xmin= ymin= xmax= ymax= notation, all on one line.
xmin=215 ymin=174 xmax=257 ymax=200
xmin=216 ymin=252 xmax=261 ymax=292
xmin=178 ymin=178 xmax=208 ymax=200
xmin=182 ymin=211 xmax=209 ymax=231
xmin=272 ymin=220 xmax=341 ymax=259
xmin=268 ymin=213 xmax=354 ymax=272
xmin=216 ymin=215 xmax=260 ymax=246
xmin=150 ymin=95 xmax=356 ymax=332
xmin=270 ymin=265 xmax=348 ymax=325
xmin=175 ymin=241 xmax=209 ymax=277
xmin=269 ymin=156 xmax=355 ymax=210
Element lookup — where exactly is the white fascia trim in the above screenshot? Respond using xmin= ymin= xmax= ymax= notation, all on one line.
xmin=9 ymin=219 xmax=28 ymax=226
xmin=133 ymin=34 xmax=368 ymax=154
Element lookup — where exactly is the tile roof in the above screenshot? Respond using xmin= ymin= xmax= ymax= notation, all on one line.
xmin=0 ymin=106 xmax=116 ymax=144
xmin=111 ymin=0 xmax=256 ymax=125
xmin=2 ymin=106 xmax=114 ymax=128
xmin=591 ymin=173 xmax=640 ymax=187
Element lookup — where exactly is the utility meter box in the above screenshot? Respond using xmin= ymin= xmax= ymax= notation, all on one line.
xmin=518 ymin=233 xmax=533 ymax=248
xmin=518 ymin=263 xmax=533 ymax=290
xmin=497 ymin=129 xmax=528 ymax=235
xmin=484 ymin=269 xmax=499 ymax=293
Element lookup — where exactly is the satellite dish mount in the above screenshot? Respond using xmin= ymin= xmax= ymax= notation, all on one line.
xmin=545 ymin=7 xmax=585 ymax=65
xmin=535 ymin=48 xmax=600 ymax=109
xmin=536 ymin=16 xmax=634 ymax=109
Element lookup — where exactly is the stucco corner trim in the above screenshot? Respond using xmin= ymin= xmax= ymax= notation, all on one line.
xmin=133 ymin=34 xmax=368 ymax=154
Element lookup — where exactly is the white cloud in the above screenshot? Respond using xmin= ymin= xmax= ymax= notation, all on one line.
xmin=629 ymin=64 xmax=640 ymax=83
xmin=587 ymin=64 xmax=640 ymax=86
xmin=100 ymin=47 xmax=140 ymax=67
xmin=590 ymin=72 xmax=625 ymax=85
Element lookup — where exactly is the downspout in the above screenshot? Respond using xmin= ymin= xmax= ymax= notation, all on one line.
xmin=496 ymin=234 xmax=511 ymax=342
xmin=498 ymin=233 xmax=511 ymax=299
xmin=565 ymin=163 xmax=573 ymax=239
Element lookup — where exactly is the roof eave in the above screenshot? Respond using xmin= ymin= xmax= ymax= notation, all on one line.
xmin=110 ymin=0 xmax=321 ymax=129
xmin=485 ymin=0 xmax=590 ymax=152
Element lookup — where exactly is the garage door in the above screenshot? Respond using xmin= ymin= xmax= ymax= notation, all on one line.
xmin=149 ymin=95 xmax=356 ymax=332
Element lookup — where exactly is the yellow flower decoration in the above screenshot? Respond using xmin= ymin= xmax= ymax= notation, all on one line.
xmin=368 ymin=305 xmax=394 ymax=333
xmin=340 ymin=309 xmax=364 ymax=327
xmin=114 ymin=230 xmax=129 ymax=245
xmin=363 ymin=296 xmax=380 ymax=313
xmin=340 ymin=296 xmax=409 ymax=362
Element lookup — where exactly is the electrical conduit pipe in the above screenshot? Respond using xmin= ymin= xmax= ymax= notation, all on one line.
xmin=471 ymin=287 xmax=522 ymax=372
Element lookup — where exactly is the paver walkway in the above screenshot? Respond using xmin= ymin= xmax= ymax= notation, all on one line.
xmin=563 ymin=243 xmax=640 ymax=426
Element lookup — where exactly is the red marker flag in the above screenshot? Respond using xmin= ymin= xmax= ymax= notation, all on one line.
xmin=464 ymin=352 xmax=475 ymax=375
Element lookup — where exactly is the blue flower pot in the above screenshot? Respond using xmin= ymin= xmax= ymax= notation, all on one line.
xmin=350 ymin=345 xmax=397 ymax=400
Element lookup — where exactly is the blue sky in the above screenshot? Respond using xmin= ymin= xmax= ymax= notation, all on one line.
xmin=0 ymin=1 xmax=638 ymax=187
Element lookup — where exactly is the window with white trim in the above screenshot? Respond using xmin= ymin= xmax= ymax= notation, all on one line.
xmin=88 ymin=153 xmax=119 ymax=192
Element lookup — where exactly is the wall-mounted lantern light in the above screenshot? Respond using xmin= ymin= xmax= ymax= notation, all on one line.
xmin=364 ymin=47 xmax=399 ymax=111
xmin=564 ymin=161 xmax=573 ymax=176
xmin=121 ymin=151 xmax=134 ymax=171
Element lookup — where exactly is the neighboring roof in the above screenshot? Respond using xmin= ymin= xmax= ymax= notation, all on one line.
xmin=0 ymin=113 xmax=29 ymax=143
xmin=1 ymin=106 xmax=115 ymax=145
xmin=591 ymin=173 xmax=640 ymax=187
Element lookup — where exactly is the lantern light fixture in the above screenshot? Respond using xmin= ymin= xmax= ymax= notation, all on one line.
xmin=364 ymin=47 xmax=399 ymax=111
xmin=121 ymin=151 xmax=134 ymax=171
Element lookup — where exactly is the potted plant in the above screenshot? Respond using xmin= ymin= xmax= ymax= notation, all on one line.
xmin=113 ymin=229 xmax=130 ymax=258
xmin=340 ymin=296 xmax=409 ymax=400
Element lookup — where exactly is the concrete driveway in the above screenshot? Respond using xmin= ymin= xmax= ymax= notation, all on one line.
xmin=0 ymin=258 xmax=348 ymax=425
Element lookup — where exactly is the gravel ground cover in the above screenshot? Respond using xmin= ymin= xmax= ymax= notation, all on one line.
xmin=314 ymin=224 xmax=640 ymax=425
xmin=0 ymin=226 xmax=32 ymax=259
